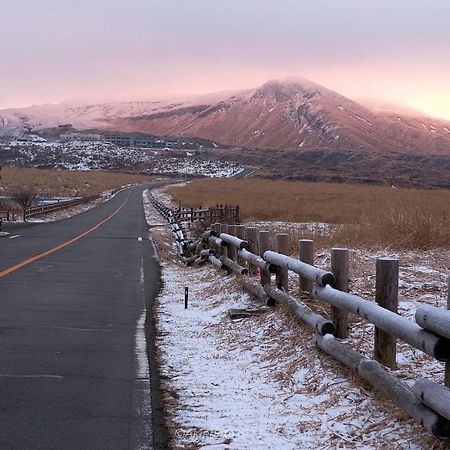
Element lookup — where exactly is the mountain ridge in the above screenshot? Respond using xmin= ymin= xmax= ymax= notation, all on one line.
xmin=1 ymin=78 xmax=450 ymax=155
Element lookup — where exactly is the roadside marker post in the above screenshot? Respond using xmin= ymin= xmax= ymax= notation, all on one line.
xmin=185 ymin=287 xmax=189 ymax=309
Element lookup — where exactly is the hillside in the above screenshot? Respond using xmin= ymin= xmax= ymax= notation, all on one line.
xmin=1 ymin=78 xmax=450 ymax=155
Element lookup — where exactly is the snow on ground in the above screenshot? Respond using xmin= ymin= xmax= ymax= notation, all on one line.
xmin=0 ymin=140 xmax=242 ymax=178
xmin=248 ymin=220 xmax=338 ymax=236
xmin=144 ymin=189 xmax=448 ymax=449
xmin=150 ymin=184 xmax=180 ymax=209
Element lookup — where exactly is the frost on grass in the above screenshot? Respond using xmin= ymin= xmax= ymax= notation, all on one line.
xmin=145 ymin=197 xmax=448 ymax=449
xmin=156 ymin=262 xmax=443 ymax=449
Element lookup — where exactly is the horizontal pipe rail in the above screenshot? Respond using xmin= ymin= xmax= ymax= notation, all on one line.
xmin=201 ymin=230 xmax=217 ymax=240
xmin=413 ymin=378 xmax=450 ymax=422
xmin=220 ymin=256 xmax=248 ymax=275
xmin=415 ymin=305 xmax=450 ymax=340
xmin=313 ymin=285 xmax=450 ymax=361
xmin=208 ymin=255 xmax=223 ymax=269
xmin=219 ymin=233 xmax=248 ymax=250
xmin=264 ymin=285 xmax=334 ymax=336
xmin=239 ymin=249 xmax=277 ymax=273
xmin=315 ymin=335 xmax=450 ymax=440
xmin=208 ymin=236 xmax=227 ymax=248
xmin=264 ymin=250 xmax=335 ymax=287
xmin=242 ymin=280 xmax=273 ymax=306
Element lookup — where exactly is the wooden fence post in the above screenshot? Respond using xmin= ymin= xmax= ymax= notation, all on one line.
xmin=259 ymin=230 xmax=270 ymax=286
xmin=246 ymin=227 xmax=259 ymax=275
xmin=299 ymin=239 xmax=314 ymax=293
xmin=331 ymin=248 xmax=349 ymax=338
xmin=220 ymin=223 xmax=228 ymax=258
xmin=276 ymin=233 xmax=289 ymax=291
xmin=209 ymin=207 xmax=214 ymax=225
xmin=211 ymin=223 xmax=220 ymax=256
xmin=211 ymin=223 xmax=220 ymax=235
xmin=374 ymin=257 xmax=399 ymax=369
xmin=446 ymin=275 xmax=450 ymax=388
xmin=236 ymin=225 xmax=246 ymax=266
xmin=227 ymin=225 xmax=237 ymax=261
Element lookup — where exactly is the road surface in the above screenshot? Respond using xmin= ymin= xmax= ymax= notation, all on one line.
xmin=0 ymin=186 xmax=168 ymax=449
xmin=232 ymin=166 xmax=258 ymax=178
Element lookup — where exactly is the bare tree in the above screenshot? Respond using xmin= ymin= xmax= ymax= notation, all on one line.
xmin=9 ymin=187 xmax=38 ymax=220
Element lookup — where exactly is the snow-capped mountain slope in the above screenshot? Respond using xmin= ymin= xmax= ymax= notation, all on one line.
xmin=1 ymin=78 xmax=450 ymax=155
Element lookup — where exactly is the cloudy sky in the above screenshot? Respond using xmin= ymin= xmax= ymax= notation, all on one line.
xmin=1 ymin=0 xmax=449 ymax=119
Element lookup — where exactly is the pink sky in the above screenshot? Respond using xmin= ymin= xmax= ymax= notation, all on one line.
xmin=1 ymin=0 xmax=449 ymax=120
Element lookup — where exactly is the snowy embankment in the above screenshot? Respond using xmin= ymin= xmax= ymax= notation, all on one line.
xmin=0 ymin=140 xmax=242 ymax=177
xmin=3 ymin=183 xmax=142 ymax=226
xmin=144 ymin=188 xmax=449 ymax=449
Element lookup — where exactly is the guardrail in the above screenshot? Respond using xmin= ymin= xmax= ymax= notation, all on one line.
xmin=24 ymin=196 xmax=98 ymax=220
xmin=152 ymin=195 xmax=450 ymax=440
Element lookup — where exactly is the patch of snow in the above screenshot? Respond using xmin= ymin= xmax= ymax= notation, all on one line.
xmin=248 ymin=220 xmax=337 ymax=235
xmin=0 ymin=140 xmax=241 ymax=178
xmin=355 ymin=115 xmax=372 ymax=126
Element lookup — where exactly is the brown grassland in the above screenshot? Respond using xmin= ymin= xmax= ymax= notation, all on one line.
xmin=0 ymin=166 xmax=153 ymax=197
xmin=168 ymin=178 xmax=450 ymax=250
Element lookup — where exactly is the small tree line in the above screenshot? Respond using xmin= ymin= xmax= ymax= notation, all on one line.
xmin=0 ymin=187 xmax=38 ymax=221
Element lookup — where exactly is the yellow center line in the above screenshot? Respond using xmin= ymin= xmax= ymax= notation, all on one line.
xmin=0 ymin=192 xmax=131 ymax=279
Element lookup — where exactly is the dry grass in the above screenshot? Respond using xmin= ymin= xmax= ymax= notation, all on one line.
xmin=0 ymin=166 xmax=153 ymax=197
xmin=168 ymin=179 xmax=450 ymax=250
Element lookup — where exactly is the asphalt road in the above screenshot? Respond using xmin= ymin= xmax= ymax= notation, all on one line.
xmin=232 ymin=166 xmax=258 ymax=179
xmin=0 ymin=186 xmax=169 ymax=449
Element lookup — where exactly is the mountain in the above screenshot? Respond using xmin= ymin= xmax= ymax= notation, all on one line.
xmin=1 ymin=78 xmax=450 ymax=155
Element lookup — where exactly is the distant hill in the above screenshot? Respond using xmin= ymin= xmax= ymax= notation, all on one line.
xmin=1 ymin=78 xmax=450 ymax=156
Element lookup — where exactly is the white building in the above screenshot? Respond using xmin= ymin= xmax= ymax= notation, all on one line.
xmin=60 ymin=133 xmax=102 ymax=142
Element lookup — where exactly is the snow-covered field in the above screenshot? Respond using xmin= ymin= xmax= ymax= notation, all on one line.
xmin=0 ymin=140 xmax=242 ymax=177
xmin=145 ymin=188 xmax=450 ymax=449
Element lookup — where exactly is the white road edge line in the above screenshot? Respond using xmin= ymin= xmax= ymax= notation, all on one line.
xmin=130 ymin=257 xmax=152 ymax=446
xmin=0 ymin=374 xmax=63 ymax=379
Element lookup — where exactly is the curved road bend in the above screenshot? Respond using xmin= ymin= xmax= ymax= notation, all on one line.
xmin=0 ymin=186 xmax=169 ymax=449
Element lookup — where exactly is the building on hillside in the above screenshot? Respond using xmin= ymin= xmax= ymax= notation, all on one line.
xmin=105 ymin=135 xmax=177 ymax=148
xmin=60 ymin=133 xmax=102 ymax=142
